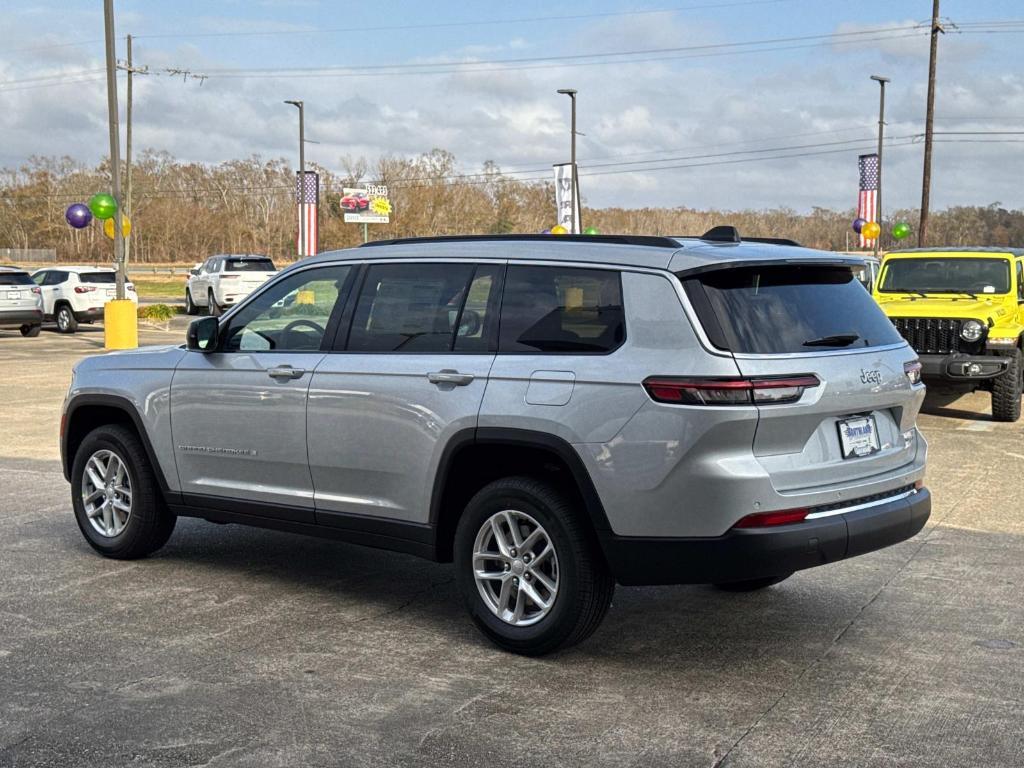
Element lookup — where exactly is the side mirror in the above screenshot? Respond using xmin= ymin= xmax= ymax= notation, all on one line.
xmin=189 ymin=268 xmax=200 ymax=277
xmin=187 ymin=317 xmax=219 ymax=352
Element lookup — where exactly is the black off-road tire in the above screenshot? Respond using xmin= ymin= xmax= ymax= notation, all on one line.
xmin=56 ymin=303 xmax=78 ymax=334
xmin=454 ymin=476 xmax=615 ymax=656
xmin=71 ymin=424 xmax=177 ymax=559
xmin=992 ymin=348 xmax=1022 ymax=422
xmin=208 ymin=290 xmax=221 ymax=317
xmin=185 ymin=288 xmax=197 ymax=315
xmin=713 ymin=572 xmax=793 ymax=592
xmin=19 ymin=324 xmax=41 ymax=337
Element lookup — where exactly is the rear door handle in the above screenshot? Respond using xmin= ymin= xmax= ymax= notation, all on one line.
xmin=267 ymin=365 xmax=306 ymax=380
xmin=427 ymin=370 xmax=475 ymax=386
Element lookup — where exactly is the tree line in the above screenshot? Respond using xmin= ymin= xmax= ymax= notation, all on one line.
xmin=1 ymin=150 xmax=1022 ymax=263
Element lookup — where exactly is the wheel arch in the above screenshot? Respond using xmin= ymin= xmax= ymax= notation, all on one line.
xmin=430 ymin=427 xmax=613 ymax=563
xmin=63 ymin=394 xmax=172 ymax=495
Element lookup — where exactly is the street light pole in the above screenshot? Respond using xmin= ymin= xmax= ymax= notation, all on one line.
xmin=103 ymin=0 xmax=125 ymax=300
xmin=557 ymin=88 xmax=579 ymax=233
xmin=870 ymin=75 xmax=890 ymax=257
xmin=285 ymin=100 xmax=305 ymax=258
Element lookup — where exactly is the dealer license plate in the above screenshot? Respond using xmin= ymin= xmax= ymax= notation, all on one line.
xmin=838 ymin=416 xmax=880 ymax=459
xmin=7 ymin=291 xmax=19 ymax=300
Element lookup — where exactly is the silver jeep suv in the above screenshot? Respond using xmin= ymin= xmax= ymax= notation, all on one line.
xmin=62 ymin=230 xmax=930 ymax=655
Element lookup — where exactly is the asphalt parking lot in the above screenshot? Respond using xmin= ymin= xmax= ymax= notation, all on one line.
xmin=1 ymin=325 xmax=1022 ymax=767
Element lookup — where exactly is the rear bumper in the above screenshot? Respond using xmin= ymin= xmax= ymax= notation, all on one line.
xmin=601 ymin=487 xmax=931 ymax=586
xmin=0 ymin=309 xmax=42 ymax=327
xmin=919 ymin=353 xmax=1008 ymax=382
xmin=74 ymin=307 xmax=105 ymax=322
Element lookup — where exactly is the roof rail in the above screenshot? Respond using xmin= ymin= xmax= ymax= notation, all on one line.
xmin=675 ymin=226 xmax=802 ymax=247
xmin=360 ymin=233 xmax=682 ymax=249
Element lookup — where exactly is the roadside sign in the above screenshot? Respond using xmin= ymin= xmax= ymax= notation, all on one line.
xmin=342 ymin=184 xmax=391 ymax=224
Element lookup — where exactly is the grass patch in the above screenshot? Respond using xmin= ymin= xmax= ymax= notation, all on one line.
xmin=131 ymin=277 xmax=186 ymax=298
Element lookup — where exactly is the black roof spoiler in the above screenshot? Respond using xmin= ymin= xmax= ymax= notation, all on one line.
xmin=676 ymin=226 xmax=801 ymax=247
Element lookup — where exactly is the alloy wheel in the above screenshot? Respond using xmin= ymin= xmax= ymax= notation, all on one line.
xmin=81 ymin=449 xmax=133 ymax=538
xmin=472 ymin=509 xmax=559 ymax=627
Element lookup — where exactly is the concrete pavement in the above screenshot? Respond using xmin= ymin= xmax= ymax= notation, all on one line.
xmin=0 ymin=326 xmax=1021 ymax=767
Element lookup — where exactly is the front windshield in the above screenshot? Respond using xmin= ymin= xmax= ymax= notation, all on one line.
xmin=879 ymin=257 xmax=1011 ymax=295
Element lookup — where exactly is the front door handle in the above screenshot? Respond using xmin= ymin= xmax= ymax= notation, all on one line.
xmin=427 ymin=370 xmax=475 ymax=386
xmin=267 ymin=365 xmax=306 ymax=380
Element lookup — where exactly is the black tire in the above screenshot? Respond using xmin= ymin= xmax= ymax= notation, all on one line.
xmin=713 ymin=572 xmax=793 ymax=592
xmin=185 ymin=288 xmax=197 ymax=315
xmin=55 ymin=303 xmax=78 ymax=334
xmin=454 ymin=476 xmax=614 ymax=656
xmin=71 ymin=424 xmax=176 ymax=559
xmin=208 ymin=290 xmax=221 ymax=317
xmin=19 ymin=324 xmax=41 ymax=337
xmin=991 ymin=348 xmax=1022 ymax=422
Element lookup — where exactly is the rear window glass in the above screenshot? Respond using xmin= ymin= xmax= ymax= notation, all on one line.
xmin=499 ymin=266 xmax=625 ymax=354
xmin=225 ymin=258 xmax=275 ymax=272
xmin=79 ymin=272 xmax=116 ymax=284
xmin=0 ymin=273 xmax=33 ymax=286
xmin=683 ymin=265 xmax=904 ymax=354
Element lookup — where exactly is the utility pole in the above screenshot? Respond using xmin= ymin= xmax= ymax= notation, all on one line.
xmin=285 ymin=100 xmax=305 ymax=257
xmin=871 ymin=75 xmax=890 ymax=257
xmin=557 ymin=88 xmax=579 ymax=233
xmin=125 ymin=34 xmax=134 ymax=266
xmin=103 ymin=0 xmax=125 ymax=300
xmin=919 ymin=0 xmax=942 ymax=247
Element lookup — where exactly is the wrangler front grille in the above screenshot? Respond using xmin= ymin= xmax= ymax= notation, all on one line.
xmin=892 ymin=317 xmax=964 ymax=354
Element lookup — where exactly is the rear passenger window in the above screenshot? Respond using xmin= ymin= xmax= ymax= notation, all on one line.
xmin=347 ymin=263 xmax=476 ymax=353
xmin=498 ymin=266 xmax=625 ymax=354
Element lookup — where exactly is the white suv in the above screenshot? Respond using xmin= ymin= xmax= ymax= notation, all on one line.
xmin=32 ymin=267 xmax=138 ymax=334
xmin=185 ymin=254 xmax=277 ymax=317
xmin=0 ymin=266 xmax=43 ymax=336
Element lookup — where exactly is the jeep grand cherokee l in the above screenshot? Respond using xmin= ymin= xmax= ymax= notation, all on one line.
xmin=62 ymin=229 xmax=930 ymax=655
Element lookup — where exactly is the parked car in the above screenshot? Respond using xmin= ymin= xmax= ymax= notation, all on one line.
xmin=62 ymin=229 xmax=930 ymax=655
xmin=874 ymin=247 xmax=1024 ymax=421
xmin=340 ymin=192 xmax=369 ymax=212
xmin=32 ymin=266 xmax=138 ymax=334
xmin=186 ymin=254 xmax=277 ymax=317
xmin=0 ymin=266 xmax=43 ymax=337
xmin=854 ymin=254 xmax=880 ymax=292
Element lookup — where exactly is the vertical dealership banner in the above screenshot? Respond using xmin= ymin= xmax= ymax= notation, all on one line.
xmin=857 ymin=154 xmax=879 ymax=248
xmin=553 ymin=163 xmax=580 ymax=234
xmin=296 ymin=170 xmax=319 ymax=257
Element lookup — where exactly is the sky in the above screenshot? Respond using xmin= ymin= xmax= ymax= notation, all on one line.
xmin=2 ymin=0 xmax=1023 ymax=213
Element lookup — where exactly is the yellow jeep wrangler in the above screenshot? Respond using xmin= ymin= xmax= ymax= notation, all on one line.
xmin=874 ymin=248 xmax=1024 ymax=422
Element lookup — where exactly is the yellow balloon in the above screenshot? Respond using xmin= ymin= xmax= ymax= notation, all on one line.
xmin=550 ymin=224 xmax=568 ymax=235
xmin=103 ymin=215 xmax=131 ymax=240
xmin=861 ymin=221 xmax=880 ymax=240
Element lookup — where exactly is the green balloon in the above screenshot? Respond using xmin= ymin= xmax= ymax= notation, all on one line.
xmin=583 ymin=226 xmax=600 ymax=235
xmin=891 ymin=221 xmax=911 ymax=240
xmin=88 ymin=193 xmax=117 ymax=220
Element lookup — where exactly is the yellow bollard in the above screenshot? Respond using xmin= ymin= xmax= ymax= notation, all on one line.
xmin=104 ymin=300 xmax=139 ymax=350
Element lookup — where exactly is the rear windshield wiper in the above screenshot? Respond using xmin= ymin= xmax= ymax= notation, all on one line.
xmin=803 ymin=333 xmax=861 ymax=347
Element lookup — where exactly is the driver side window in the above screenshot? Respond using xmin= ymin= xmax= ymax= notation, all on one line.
xmin=221 ymin=265 xmax=353 ymax=353
xmin=1017 ymin=261 xmax=1024 ymax=302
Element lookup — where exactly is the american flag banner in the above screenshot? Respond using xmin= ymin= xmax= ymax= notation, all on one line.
xmin=296 ymin=171 xmax=319 ymax=257
xmin=857 ymin=153 xmax=879 ymax=248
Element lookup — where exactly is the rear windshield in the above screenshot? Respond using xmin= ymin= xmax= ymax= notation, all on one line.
xmin=0 ymin=273 xmax=33 ymax=286
xmin=683 ymin=265 xmax=904 ymax=354
xmin=879 ymin=257 xmax=1011 ymax=295
xmin=79 ymin=272 xmax=116 ymax=284
xmin=225 ymin=258 xmax=275 ymax=272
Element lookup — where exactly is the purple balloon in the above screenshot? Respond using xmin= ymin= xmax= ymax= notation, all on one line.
xmin=541 ymin=228 xmax=552 ymax=234
xmin=852 ymin=217 xmax=867 ymax=234
xmin=65 ymin=203 xmax=92 ymax=229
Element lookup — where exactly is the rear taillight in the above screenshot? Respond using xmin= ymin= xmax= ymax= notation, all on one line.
xmin=904 ymin=360 xmax=922 ymax=385
xmin=642 ymin=375 xmax=819 ymax=406
xmin=74 ymin=285 xmax=96 ymax=293
xmin=732 ymin=507 xmax=809 ymax=529
xmin=30 ymin=287 xmax=40 ymax=294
